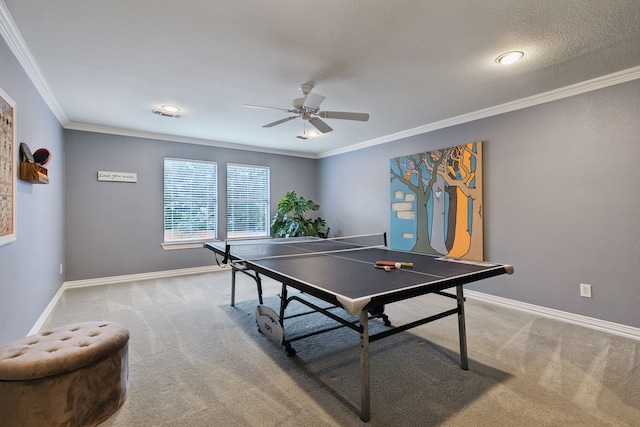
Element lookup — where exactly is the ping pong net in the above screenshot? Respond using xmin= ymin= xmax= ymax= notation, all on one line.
xmin=219 ymin=232 xmax=387 ymax=265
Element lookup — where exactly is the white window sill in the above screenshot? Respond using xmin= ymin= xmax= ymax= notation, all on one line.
xmin=161 ymin=241 xmax=219 ymax=250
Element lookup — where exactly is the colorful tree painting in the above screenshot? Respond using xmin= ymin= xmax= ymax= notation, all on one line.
xmin=390 ymin=141 xmax=483 ymax=260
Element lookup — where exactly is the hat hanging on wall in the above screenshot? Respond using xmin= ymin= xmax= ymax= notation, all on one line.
xmin=33 ymin=148 xmax=51 ymax=166
xmin=19 ymin=142 xmax=34 ymax=163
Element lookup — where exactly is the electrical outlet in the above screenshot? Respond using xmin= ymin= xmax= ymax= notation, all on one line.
xmin=580 ymin=283 xmax=592 ymax=298
xmin=60 ymin=263 xmax=63 ymax=275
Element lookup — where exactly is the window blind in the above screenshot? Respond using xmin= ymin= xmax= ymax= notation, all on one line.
xmin=227 ymin=163 xmax=270 ymax=238
xmin=164 ymin=158 xmax=217 ymax=242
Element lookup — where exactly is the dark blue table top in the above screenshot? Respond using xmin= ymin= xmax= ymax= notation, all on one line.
xmin=205 ymin=238 xmax=513 ymax=315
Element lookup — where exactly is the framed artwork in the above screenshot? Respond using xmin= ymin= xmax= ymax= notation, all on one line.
xmin=390 ymin=141 xmax=483 ymax=261
xmin=0 ymin=87 xmax=16 ymax=246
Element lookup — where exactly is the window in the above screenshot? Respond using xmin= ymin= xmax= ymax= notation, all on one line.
xmin=227 ymin=163 xmax=270 ymax=238
xmin=164 ymin=158 xmax=217 ymax=242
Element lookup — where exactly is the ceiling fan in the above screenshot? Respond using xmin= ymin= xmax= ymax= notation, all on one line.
xmin=244 ymin=83 xmax=369 ymax=136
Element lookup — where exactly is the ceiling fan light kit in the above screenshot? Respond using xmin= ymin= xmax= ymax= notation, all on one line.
xmin=297 ymin=130 xmax=319 ymax=140
xmin=245 ymin=83 xmax=370 ymax=138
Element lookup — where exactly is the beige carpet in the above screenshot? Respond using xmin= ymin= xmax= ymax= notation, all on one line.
xmin=42 ymin=271 xmax=640 ymax=426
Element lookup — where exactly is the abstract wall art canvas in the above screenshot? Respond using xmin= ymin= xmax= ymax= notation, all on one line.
xmin=390 ymin=141 xmax=483 ymax=260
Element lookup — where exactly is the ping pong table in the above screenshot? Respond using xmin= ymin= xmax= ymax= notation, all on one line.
xmin=204 ymin=233 xmax=513 ymax=422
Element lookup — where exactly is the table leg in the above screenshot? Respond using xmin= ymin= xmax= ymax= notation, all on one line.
xmin=359 ymin=310 xmax=371 ymax=422
xmin=456 ymin=285 xmax=469 ymax=370
xmin=256 ymin=273 xmax=264 ymax=305
xmin=231 ymin=266 xmax=237 ymax=306
xmin=230 ymin=265 xmax=264 ymax=306
xmin=279 ymin=284 xmax=288 ymax=325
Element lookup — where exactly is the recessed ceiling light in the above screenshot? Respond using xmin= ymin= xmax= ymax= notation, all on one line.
xmin=152 ymin=104 xmax=182 ymax=118
xmin=160 ymin=104 xmax=181 ymax=113
xmin=495 ymin=51 xmax=524 ymax=65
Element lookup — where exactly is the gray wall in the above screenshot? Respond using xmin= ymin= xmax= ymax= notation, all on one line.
xmin=0 ymin=38 xmax=65 ymax=346
xmin=2 ymin=25 xmax=638 ymax=346
xmin=319 ymin=79 xmax=640 ymax=328
xmin=65 ymin=130 xmax=318 ymax=281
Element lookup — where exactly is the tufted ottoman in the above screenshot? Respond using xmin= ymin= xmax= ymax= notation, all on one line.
xmin=0 ymin=321 xmax=129 ymax=427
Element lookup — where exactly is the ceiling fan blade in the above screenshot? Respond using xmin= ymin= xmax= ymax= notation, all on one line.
xmin=263 ymin=116 xmax=299 ymax=128
xmin=308 ymin=117 xmax=333 ymax=133
xmin=243 ymin=104 xmax=293 ymax=112
xmin=318 ymin=111 xmax=370 ymax=121
xmin=303 ymin=92 xmax=326 ymax=110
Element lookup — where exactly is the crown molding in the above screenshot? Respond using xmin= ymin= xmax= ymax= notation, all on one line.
xmin=318 ymin=65 xmax=640 ymax=158
xmin=0 ymin=0 xmax=67 ymax=124
xmin=64 ymin=122 xmax=318 ymax=159
xmin=3 ymin=0 xmax=638 ymax=160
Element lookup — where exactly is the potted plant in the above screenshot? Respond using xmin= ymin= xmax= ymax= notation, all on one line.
xmin=271 ymin=191 xmax=330 ymax=238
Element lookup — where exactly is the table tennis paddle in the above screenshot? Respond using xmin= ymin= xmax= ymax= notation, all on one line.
xmin=376 ymin=261 xmax=414 ymax=268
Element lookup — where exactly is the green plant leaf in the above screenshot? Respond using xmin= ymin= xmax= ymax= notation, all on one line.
xmin=271 ymin=191 xmax=329 ymax=238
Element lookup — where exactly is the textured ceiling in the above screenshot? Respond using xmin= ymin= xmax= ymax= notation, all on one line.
xmin=3 ymin=0 xmax=640 ymax=157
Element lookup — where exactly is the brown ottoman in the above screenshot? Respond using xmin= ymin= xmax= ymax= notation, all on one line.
xmin=0 ymin=321 xmax=129 ymax=427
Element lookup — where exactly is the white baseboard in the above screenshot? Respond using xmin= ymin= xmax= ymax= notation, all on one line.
xmin=464 ymin=289 xmax=640 ymax=341
xmin=30 ymin=267 xmax=640 ymax=341
xmin=28 ymin=265 xmax=225 ymax=335
xmin=63 ymin=265 xmax=223 ymax=289
xmin=28 ymin=285 xmax=67 ymax=336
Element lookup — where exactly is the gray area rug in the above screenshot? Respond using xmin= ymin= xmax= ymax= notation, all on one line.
xmin=42 ymin=271 xmax=640 ymax=426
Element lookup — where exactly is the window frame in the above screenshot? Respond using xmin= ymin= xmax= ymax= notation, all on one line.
xmin=226 ymin=163 xmax=271 ymax=239
xmin=163 ymin=157 xmax=218 ymax=243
